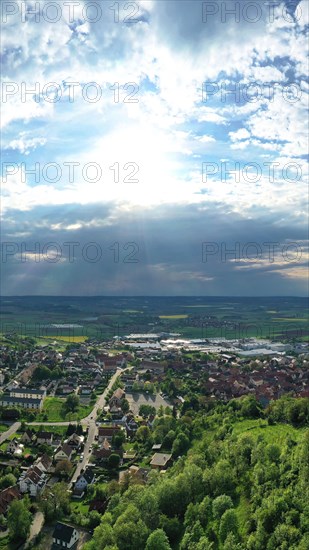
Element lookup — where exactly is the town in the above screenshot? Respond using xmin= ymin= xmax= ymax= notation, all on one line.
xmin=0 ymin=332 xmax=308 ymax=548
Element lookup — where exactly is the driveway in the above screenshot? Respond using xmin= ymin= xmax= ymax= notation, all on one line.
xmin=24 ymin=511 xmax=44 ymax=548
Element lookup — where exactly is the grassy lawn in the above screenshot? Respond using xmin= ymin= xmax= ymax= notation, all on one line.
xmin=0 ymin=424 xmax=10 ymax=433
xmin=232 ymin=419 xmax=306 ymax=443
xmin=29 ymin=424 xmax=68 ymax=436
xmin=36 ymin=397 xmax=93 ymax=422
xmin=70 ymin=500 xmax=90 ymax=514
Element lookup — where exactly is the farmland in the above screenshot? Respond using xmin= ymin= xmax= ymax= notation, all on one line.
xmin=0 ymin=295 xmax=308 ymax=343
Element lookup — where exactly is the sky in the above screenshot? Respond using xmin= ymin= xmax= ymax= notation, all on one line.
xmin=1 ymin=0 xmax=308 ymax=296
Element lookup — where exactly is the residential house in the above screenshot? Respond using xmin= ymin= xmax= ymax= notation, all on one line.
xmin=0 ymin=486 xmax=21 ymax=515
xmin=10 ymin=387 xmax=46 ymax=400
xmin=109 ymin=388 xmax=125 ymax=409
xmin=79 ymin=384 xmax=94 ymax=395
xmin=34 ymin=453 xmax=52 ymax=473
xmin=0 ymin=396 xmax=43 ymax=410
xmin=36 ymin=431 xmax=53 ymax=446
xmin=150 ymin=453 xmax=172 ymax=471
xmin=93 ymin=443 xmax=123 ymax=464
xmin=65 ymin=433 xmax=84 ymax=451
xmin=21 ymin=428 xmax=35 ymax=444
xmin=119 ymin=465 xmax=148 ymax=485
xmin=52 ymin=522 xmax=80 ymax=549
xmin=98 ymin=425 xmax=122 ymax=443
xmin=124 ymin=415 xmax=138 ymax=438
xmin=54 ymin=443 xmax=73 ymax=461
xmin=18 ymin=465 xmax=47 ymax=497
xmin=74 ymin=467 xmax=95 ymax=495
xmin=141 ymin=360 xmax=165 ymax=374
xmin=52 ymin=434 xmax=63 ymax=449
xmin=7 ymin=439 xmax=24 ymax=456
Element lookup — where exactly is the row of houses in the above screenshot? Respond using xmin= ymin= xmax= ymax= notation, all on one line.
xmin=0 ymin=386 xmax=46 ymax=410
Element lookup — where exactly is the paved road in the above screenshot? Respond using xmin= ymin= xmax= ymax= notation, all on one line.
xmin=70 ymin=368 xmax=121 ymax=487
xmin=0 ymin=421 xmax=21 ymax=444
xmin=0 ymin=368 xmax=121 ymax=458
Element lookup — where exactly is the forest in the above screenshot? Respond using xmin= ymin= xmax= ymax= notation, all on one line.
xmin=74 ymin=395 xmax=309 ymax=550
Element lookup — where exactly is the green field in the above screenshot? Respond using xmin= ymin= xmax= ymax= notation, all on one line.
xmin=232 ymin=418 xmax=306 ymax=442
xmin=0 ymin=296 xmax=308 ymax=342
xmin=29 ymin=424 xmax=68 ymax=435
xmin=36 ymin=397 xmax=92 ymax=422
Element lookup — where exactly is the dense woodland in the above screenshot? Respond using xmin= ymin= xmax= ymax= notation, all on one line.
xmin=68 ymin=395 xmax=309 ymax=550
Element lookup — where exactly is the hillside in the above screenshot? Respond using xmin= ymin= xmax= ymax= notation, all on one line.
xmin=74 ymin=396 xmax=309 ymax=550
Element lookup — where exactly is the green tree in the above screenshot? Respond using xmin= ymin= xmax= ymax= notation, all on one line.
xmin=40 ymin=482 xmax=70 ymax=521
xmin=108 ymin=453 xmax=121 ymax=469
xmin=65 ymin=393 xmax=79 ymax=412
xmin=0 ymin=473 xmax=17 ymax=490
xmin=86 ymin=522 xmax=116 ymax=550
xmin=219 ymin=509 xmax=239 ymax=542
xmin=145 ymin=529 xmax=172 ymax=550
xmin=136 ymin=425 xmax=151 ymax=442
xmin=171 ymin=432 xmax=190 ymax=457
xmin=114 ymin=511 xmax=149 ymax=550
xmin=55 ymin=459 xmax=72 ymax=477
xmin=139 ymin=404 xmax=156 ymax=417
xmin=8 ymin=499 xmax=32 ymax=541
xmin=33 ymin=365 xmax=51 ymax=380
xmin=212 ymin=495 xmax=233 ymax=520
xmin=121 ymin=399 xmax=130 ymax=414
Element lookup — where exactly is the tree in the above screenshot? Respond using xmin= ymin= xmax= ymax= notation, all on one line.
xmin=171 ymin=432 xmax=190 ymax=457
xmin=219 ymin=509 xmax=239 ymax=542
xmin=86 ymin=522 xmax=116 ymax=550
xmin=33 ymin=365 xmax=51 ymax=380
xmin=55 ymin=459 xmax=72 ymax=477
xmin=40 ymin=482 xmax=70 ymax=521
xmin=114 ymin=432 xmax=126 ymax=449
xmin=88 ymin=511 xmax=101 ymax=529
xmin=0 ymin=473 xmax=17 ymax=490
xmin=108 ymin=453 xmax=121 ymax=469
xmin=145 ymin=529 xmax=172 ymax=550
xmin=65 ymin=393 xmax=79 ymax=412
xmin=121 ymin=399 xmax=130 ymax=414
xmin=159 ymin=515 xmax=182 ymax=543
xmin=136 ymin=426 xmax=151 ymax=442
xmin=139 ymin=404 xmax=156 ymax=417
xmin=212 ymin=495 xmax=234 ymax=520
xmin=8 ymin=499 xmax=32 ymax=541
xmin=114 ymin=519 xmax=149 ymax=550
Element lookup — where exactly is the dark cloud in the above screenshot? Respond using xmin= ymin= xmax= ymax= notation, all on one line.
xmin=1 ymin=202 xmax=307 ymax=296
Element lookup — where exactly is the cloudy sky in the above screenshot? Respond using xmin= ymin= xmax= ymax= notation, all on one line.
xmin=1 ymin=0 xmax=308 ymax=296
